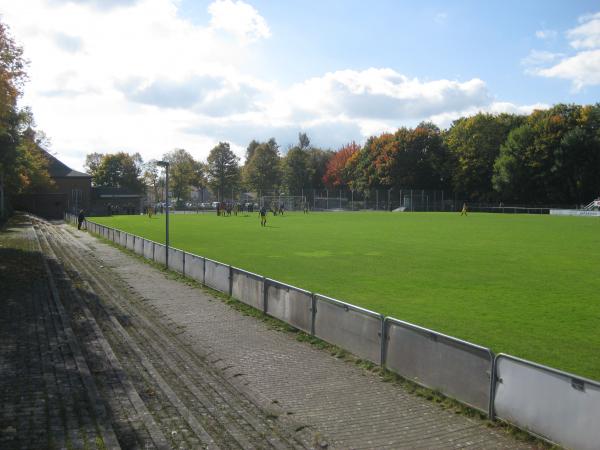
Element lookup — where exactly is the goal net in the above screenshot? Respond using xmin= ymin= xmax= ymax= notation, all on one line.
xmin=260 ymin=195 xmax=306 ymax=211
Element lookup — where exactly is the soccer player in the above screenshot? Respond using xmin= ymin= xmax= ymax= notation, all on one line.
xmin=259 ymin=205 xmax=267 ymax=227
xmin=460 ymin=202 xmax=468 ymax=216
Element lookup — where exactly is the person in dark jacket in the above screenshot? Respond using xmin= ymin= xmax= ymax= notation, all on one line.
xmin=77 ymin=209 xmax=86 ymax=230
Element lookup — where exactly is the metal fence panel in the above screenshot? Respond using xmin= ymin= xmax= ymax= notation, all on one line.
xmin=143 ymin=239 xmax=154 ymax=261
xmin=126 ymin=234 xmax=135 ymax=251
xmin=134 ymin=236 xmax=144 ymax=255
xmin=204 ymin=258 xmax=229 ymax=293
xmin=266 ymin=280 xmax=312 ymax=333
xmin=113 ymin=230 xmax=120 ymax=244
xmin=494 ymin=354 xmax=600 ymax=450
xmin=154 ymin=243 xmax=166 ymax=265
xmin=385 ymin=318 xmax=493 ymax=413
xmin=185 ymin=253 xmax=204 ymax=283
xmin=103 ymin=227 xmax=109 ymax=239
xmin=168 ymin=248 xmax=184 ymax=274
xmin=231 ymin=268 xmax=263 ymax=310
xmin=314 ymin=295 xmax=383 ymax=364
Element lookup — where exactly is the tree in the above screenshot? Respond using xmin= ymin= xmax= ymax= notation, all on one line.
xmin=243 ymin=138 xmax=281 ymax=194
xmin=446 ymin=113 xmax=523 ymax=201
xmin=13 ymin=127 xmax=53 ymax=193
xmin=323 ymin=142 xmax=360 ymax=188
xmin=142 ymin=160 xmax=161 ymax=202
xmin=245 ymin=139 xmax=260 ymax=163
xmin=306 ymin=148 xmax=333 ymax=190
xmin=282 ymin=147 xmax=311 ymax=193
xmin=88 ymin=152 xmax=145 ymax=193
xmin=0 ymin=21 xmax=30 ymax=214
xmin=84 ymin=152 xmax=103 ymax=178
xmin=298 ymin=132 xmax=310 ymax=150
xmin=163 ymin=148 xmax=204 ymax=203
xmin=206 ymin=142 xmax=239 ymax=201
xmin=493 ymin=104 xmax=600 ymax=204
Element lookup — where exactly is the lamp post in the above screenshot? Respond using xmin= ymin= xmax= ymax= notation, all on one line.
xmin=157 ymin=160 xmax=170 ymax=269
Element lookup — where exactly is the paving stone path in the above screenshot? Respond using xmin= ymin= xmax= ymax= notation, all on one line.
xmin=1 ymin=216 xmax=542 ymax=449
xmin=62 ymin=220 xmax=538 ymax=450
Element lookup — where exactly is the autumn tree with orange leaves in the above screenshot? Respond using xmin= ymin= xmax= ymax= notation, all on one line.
xmin=322 ymin=141 xmax=360 ymax=188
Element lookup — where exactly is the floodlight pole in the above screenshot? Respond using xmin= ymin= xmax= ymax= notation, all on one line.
xmin=157 ymin=161 xmax=170 ymax=269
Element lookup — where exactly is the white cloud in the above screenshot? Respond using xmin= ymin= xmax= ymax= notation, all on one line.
xmin=208 ymin=0 xmax=271 ymax=43
xmin=527 ymin=11 xmax=600 ymax=89
xmin=536 ymin=49 xmax=600 ymax=90
xmin=0 ymin=0 xmax=542 ymax=170
xmin=568 ymin=12 xmax=600 ymax=49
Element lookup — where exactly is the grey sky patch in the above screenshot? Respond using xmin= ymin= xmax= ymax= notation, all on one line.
xmin=52 ymin=32 xmax=83 ymax=53
xmin=184 ymin=119 xmax=363 ymax=151
xmin=324 ymin=80 xmax=490 ymax=121
xmin=118 ymin=76 xmax=225 ymax=109
xmin=196 ymin=83 xmax=261 ymax=116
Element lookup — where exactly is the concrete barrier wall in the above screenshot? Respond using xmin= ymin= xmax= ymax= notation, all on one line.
xmin=126 ymin=234 xmax=135 ymax=251
xmin=154 ymin=243 xmax=166 ymax=265
xmin=113 ymin=229 xmax=120 ymax=244
xmin=314 ymin=295 xmax=383 ymax=364
xmin=134 ymin=236 xmax=144 ymax=255
xmin=185 ymin=253 xmax=204 ymax=283
xmin=494 ymin=354 xmax=600 ymax=450
xmin=119 ymin=231 xmax=127 ymax=248
xmin=266 ymin=280 xmax=312 ymax=333
xmin=168 ymin=248 xmax=185 ymax=274
xmin=204 ymin=258 xmax=230 ymax=293
xmin=231 ymin=268 xmax=263 ymax=310
xmin=385 ymin=318 xmax=493 ymax=413
xmin=142 ymin=239 xmax=154 ymax=260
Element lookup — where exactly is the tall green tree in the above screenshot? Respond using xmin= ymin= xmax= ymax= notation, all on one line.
xmin=446 ymin=113 xmax=523 ymax=201
xmin=306 ymin=148 xmax=333 ymax=190
xmin=163 ymin=148 xmax=204 ymax=203
xmin=206 ymin=142 xmax=239 ymax=200
xmin=282 ymin=146 xmax=311 ymax=193
xmin=493 ymin=104 xmax=600 ymax=204
xmin=0 ymin=20 xmax=53 ymax=215
xmin=86 ymin=152 xmax=145 ymax=193
xmin=243 ymin=138 xmax=281 ymax=194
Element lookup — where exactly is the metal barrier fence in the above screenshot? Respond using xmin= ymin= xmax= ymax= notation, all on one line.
xmin=493 ymin=354 xmax=600 ymax=450
xmin=314 ymin=294 xmax=383 ymax=365
xmin=204 ymin=258 xmax=230 ymax=293
xmin=384 ymin=318 xmax=493 ymax=413
xmin=65 ymin=213 xmax=600 ymax=449
xmin=231 ymin=268 xmax=264 ymax=310
xmin=265 ymin=279 xmax=312 ymax=334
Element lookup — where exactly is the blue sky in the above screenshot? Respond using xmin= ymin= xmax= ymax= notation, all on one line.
xmin=0 ymin=0 xmax=599 ymax=170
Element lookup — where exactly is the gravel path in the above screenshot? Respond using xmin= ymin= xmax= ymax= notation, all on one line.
xmin=58 ymin=219 xmax=538 ymax=450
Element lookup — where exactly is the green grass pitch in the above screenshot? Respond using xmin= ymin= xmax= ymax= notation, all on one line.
xmin=91 ymin=211 xmax=600 ymax=380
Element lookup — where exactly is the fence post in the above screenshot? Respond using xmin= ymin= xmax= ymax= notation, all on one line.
xmin=488 ymin=356 xmax=497 ymax=420
xmin=202 ymin=257 xmax=206 ymax=284
xmin=182 ymin=251 xmax=186 ymax=277
xmin=228 ymin=265 xmax=233 ymax=296
xmin=311 ymin=293 xmax=317 ymax=336
xmin=263 ymin=277 xmax=268 ymax=314
xmin=379 ymin=317 xmax=386 ymax=368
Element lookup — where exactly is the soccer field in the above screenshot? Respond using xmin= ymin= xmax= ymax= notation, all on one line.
xmin=90 ymin=211 xmax=600 ymax=379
